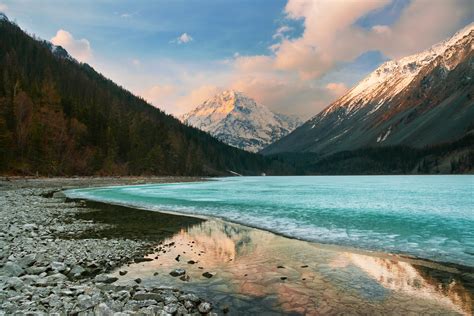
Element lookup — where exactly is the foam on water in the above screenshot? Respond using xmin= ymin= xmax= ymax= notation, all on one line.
xmin=65 ymin=176 xmax=474 ymax=266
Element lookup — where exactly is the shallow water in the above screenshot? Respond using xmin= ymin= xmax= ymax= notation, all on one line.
xmin=111 ymin=220 xmax=473 ymax=315
xmin=65 ymin=175 xmax=474 ymax=266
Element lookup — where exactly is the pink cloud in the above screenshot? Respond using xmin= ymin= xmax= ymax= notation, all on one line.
xmin=51 ymin=29 xmax=92 ymax=62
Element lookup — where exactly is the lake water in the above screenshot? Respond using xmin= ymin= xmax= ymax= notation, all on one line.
xmin=65 ymin=176 xmax=474 ymax=267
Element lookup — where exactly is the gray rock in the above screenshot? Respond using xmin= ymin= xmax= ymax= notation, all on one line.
xmin=177 ymin=305 xmax=189 ymax=315
xmin=143 ymin=305 xmax=163 ymax=315
xmin=198 ymin=302 xmax=212 ymax=313
xmin=164 ymin=294 xmax=178 ymax=305
xmin=115 ymin=290 xmax=131 ymax=301
xmin=123 ymin=300 xmax=141 ymax=312
xmin=94 ymin=274 xmax=118 ymax=284
xmin=23 ymin=223 xmax=38 ymax=231
xmin=60 ymin=289 xmax=74 ymax=296
xmin=2 ymin=262 xmax=24 ymax=277
xmin=25 ymin=266 xmax=47 ymax=275
xmin=50 ymin=261 xmax=67 ymax=272
xmin=77 ymin=294 xmax=94 ymax=310
xmin=69 ymin=265 xmax=86 ymax=278
xmin=133 ymin=293 xmax=164 ymax=302
xmin=136 ymin=299 xmax=158 ymax=308
xmin=181 ymin=293 xmax=200 ymax=303
xmin=94 ymin=302 xmax=113 ymax=316
xmin=43 ymin=273 xmax=67 ymax=286
xmin=184 ymin=300 xmax=194 ymax=309
xmin=20 ymin=274 xmax=39 ymax=285
xmin=47 ymin=293 xmax=62 ymax=308
xmin=7 ymin=277 xmax=24 ymax=290
xmin=18 ymin=254 xmax=36 ymax=268
xmin=164 ymin=303 xmax=178 ymax=314
xmin=169 ymin=268 xmax=186 ymax=277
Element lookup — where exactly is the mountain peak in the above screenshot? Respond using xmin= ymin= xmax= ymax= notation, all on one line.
xmin=182 ymin=91 xmax=302 ymax=152
xmin=262 ymin=23 xmax=473 ymax=156
xmin=328 ymin=23 xmax=473 ymax=116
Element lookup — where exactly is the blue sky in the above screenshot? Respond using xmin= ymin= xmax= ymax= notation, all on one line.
xmin=1 ymin=0 xmax=472 ymax=118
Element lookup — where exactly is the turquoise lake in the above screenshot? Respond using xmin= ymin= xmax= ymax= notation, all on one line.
xmin=65 ymin=176 xmax=474 ymax=267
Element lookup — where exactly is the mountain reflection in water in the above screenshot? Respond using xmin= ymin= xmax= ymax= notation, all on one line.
xmin=114 ymin=220 xmax=473 ymax=315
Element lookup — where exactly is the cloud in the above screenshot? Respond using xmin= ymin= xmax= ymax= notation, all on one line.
xmin=271 ymin=0 xmax=472 ymax=80
xmin=142 ymin=84 xmax=178 ymax=109
xmin=51 ymin=29 xmax=92 ymax=62
xmin=325 ymin=82 xmax=348 ymax=97
xmin=0 ymin=3 xmax=8 ymax=12
xmin=272 ymin=25 xmax=292 ymax=39
xmin=228 ymin=72 xmax=349 ymax=118
xmin=175 ymin=85 xmax=222 ymax=114
xmin=376 ymin=0 xmax=473 ymax=58
xmin=234 ymin=55 xmax=273 ymax=72
xmin=131 ymin=59 xmax=141 ymax=66
xmin=111 ymin=0 xmax=473 ymax=119
xmin=175 ymin=32 xmax=193 ymax=44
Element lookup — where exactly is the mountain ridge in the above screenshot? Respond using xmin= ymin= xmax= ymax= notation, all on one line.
xmin=261 ymin=23 xmax=474 ymax=156
xmin=181 ymin=90 xmax=302 ymax=152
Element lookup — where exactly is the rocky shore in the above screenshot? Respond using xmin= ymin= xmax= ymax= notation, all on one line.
xmin=0 ymin=177 xmax=216 ymax=315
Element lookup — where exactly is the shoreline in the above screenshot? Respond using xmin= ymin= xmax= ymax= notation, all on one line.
xmin=0 ymin=177 xmax=217 ymax=315
xmin=1 ymin=177 xmax=472 ymax=315
xmin=63 ymin=182 xmax=474 ymax=272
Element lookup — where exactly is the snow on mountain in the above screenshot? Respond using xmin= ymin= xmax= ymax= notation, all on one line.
xmin=181 ymin=90 xmax=302 ymax=152
xmin=326 ymin=22 xmax=474 ymax=118
xmin=262 ymin=23 xmax=474 ymax=155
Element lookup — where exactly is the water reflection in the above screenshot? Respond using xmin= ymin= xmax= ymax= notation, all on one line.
xmin=114 ymin=220 xmax=472 ymax=315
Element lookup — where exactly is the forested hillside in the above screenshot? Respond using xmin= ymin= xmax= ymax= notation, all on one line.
xmin=271 ymin=134 xmax=474 ymax=175
xmin=0 ymin=17 xmax=285 ymax=176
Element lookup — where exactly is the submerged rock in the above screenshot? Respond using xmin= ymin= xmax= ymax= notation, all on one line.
xmin=202 ymin=272 xmax=214 ymax=279
xmin=198 ymin=302 xmax=212 ymax=313
xmin=134 ymin=257 xmax=153 ymax=263
xmin=169 ymin=268 xmax=186 ymax=277
xmin=179 ymin=274 xmax=190 ymax=282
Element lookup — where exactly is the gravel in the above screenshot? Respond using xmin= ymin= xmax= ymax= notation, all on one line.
xmin=0 ymin=177 xmax=216 ymax=315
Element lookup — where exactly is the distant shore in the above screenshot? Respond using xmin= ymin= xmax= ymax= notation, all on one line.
xmin=0 ymin=177 xmax=472 ymax=315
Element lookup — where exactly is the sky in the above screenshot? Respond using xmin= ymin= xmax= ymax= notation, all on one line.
xmin=1 ymin=0 xmax=472 ymax=119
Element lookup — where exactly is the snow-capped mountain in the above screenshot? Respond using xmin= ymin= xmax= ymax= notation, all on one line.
xmin=181 ymin=90 xmax=302 ymax=152
xmin=262 ymin=23 xmax=474 ymax=155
